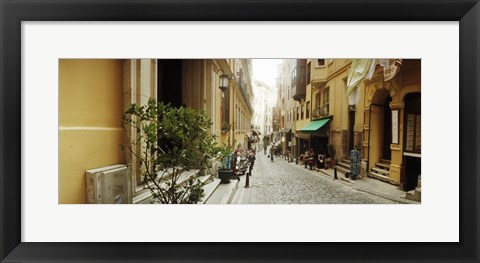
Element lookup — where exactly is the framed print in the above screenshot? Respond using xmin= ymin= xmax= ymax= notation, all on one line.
xmin=1 ymin=0 xmax=479 ymax=262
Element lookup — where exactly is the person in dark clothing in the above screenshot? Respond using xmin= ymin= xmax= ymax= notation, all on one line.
xmin=318 ymin=152 xmax=326 ymax=169
xmin=304 ymin=148 xmax=315 ymax=170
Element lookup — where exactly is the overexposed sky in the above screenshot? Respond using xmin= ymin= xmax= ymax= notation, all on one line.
xmin=252 ymin=59 xmax=282 ymax=88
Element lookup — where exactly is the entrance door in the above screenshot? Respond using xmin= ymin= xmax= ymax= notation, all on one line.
xmin=382 ymin=96 xmax=392 ymax=160
xmin=157 ymin=59 xmax=183 ymax=107
xmin=403 ymin=92 xmax=421 ymax=191
xmin=348 ymin=110 xmax=355 ymax=154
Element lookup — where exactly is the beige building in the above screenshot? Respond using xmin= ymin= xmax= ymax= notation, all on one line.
xmin=277 ymin=59 xmax=300 ymax=157
xmin=362 ymin=59 xmax=421 ymax=190
xmin=277 ymin=58 xmax=421 ymax=191
xmin=59 ymin=58 xmax=253 ymax=204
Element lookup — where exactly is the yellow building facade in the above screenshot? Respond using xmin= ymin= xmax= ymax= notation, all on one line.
xmin=59 ymin=59 xmax=125 ymax=204
xmin=289 ymin=58 xmax=420 ymax=191
xmin=59 ymin=58 xmax=253 ymax=204
xmin=363 ymin=59 xmax=421 ymax=190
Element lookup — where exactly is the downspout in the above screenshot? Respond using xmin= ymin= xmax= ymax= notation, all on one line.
xmin=232 ymin=80 xmax=235 ymax=147
xmin=309 ymin=81 xmax=313 ymax=150
xmin=367 ymin=103 xmax=382 ymax=176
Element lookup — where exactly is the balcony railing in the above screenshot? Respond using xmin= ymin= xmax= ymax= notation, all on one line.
xmin=312 ymin=104 xmax=329 ymax=119
xmin=235 ymin=78 xmax=253 ymax=114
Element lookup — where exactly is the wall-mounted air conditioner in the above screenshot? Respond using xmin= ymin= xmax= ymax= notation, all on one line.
xmin=86 ymin=164 xmax=132 ymax=204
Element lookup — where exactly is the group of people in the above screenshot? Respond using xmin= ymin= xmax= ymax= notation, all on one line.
xmin=298 ymin=148 xmax=330 ymax=170
xmin=259 ymin=141 xmax=362 ymax=179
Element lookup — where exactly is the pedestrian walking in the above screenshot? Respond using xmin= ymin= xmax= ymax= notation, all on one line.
xmin=270 ymin=144 xmax=275 ymax=162
xmin=264 ymin=144 xmax=267 ymax=155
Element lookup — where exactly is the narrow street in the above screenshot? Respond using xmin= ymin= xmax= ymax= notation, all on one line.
xmin=232 ymin=147 xmax=398 ymax=204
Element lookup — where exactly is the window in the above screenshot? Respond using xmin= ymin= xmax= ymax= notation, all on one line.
xmin=317 ymin=59 xmax=325 ymax=67
xmin=315 ymin=93 xmax=320 ymax=108
xmin=306 ymin=101 xmax=310 ymax=119
xmin=307 ymin=62 xmax=311 ymax=83
xmin=301 ymin=104 xmax=304 ymax=119
xmin=406 ymin=114 xmax=421 ymax=152
xmin=323 ymin=87 xmax=330 ymax=115
xmin=291 ymin=68 xmax=296 ymax=88
xmin=296 ymin=107 xmax=299 ymax=120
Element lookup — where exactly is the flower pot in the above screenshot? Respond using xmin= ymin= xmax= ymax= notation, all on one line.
xmin=218 ymin=169 xmax=234 ymax=184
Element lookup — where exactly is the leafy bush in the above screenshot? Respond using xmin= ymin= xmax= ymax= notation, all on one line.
xmin=124 ymin=99 xmax=223 ymax=204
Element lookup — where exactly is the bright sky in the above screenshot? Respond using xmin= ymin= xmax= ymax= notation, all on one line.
xmin=252 ymin=59 xmax=283 ymax=88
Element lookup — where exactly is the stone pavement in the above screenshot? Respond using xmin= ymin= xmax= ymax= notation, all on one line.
xmin=231 ymin=150 xmax=414 ymax=204
xmin=313 ymin=165 xmax=419 ymax=204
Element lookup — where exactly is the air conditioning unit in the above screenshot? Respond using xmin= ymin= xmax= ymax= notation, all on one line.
xmin=86 ymin=164 xmax=132 ymax=204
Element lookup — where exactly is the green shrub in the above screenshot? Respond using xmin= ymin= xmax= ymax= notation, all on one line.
xmin=124 ymin=98 xmax=224 ymax=204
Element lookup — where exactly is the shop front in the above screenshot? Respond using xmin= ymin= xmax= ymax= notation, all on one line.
xmin=297 ymin=117 xmax=332 ymax=158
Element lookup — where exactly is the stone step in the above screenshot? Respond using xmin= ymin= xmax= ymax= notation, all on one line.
xmin=375 ymin=162 xmax=391 ymax=170
xmin=201 ymin=178 xmax=222 ymax=203
xmin=371 ymin=167 xmax=390 ymax=176
xmin=205 ymin=179 xmax=239 ymax=204
xmin=381 ymin=159 xmax=391 ymax=164
xmin=341 ymin=158 xmax=351 ymax=164
xmin=337 ymin=161 xmax=350 ymax=169
xmin=134 ymin=168 xmax=206 ymax=204
xmin=335 ymin=165 xmax=350 ymax=175
xmin=405 ymin=188 xmax=421 ymax=202
xmin=369 ymin=171 xmax=391 ymax=183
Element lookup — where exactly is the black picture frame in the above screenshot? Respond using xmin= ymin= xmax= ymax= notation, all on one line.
xmin=1 ymin=0 xmax=478 ymax=262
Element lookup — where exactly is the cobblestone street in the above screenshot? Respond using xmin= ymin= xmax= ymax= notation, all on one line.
xmin=232 ymin=148 xmax=398 ymax=204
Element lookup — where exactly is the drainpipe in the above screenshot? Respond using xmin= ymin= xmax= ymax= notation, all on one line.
xmin=232 ymin=81 xmax=235 ymax=147
xmin=367 ymin=103 xmax=382 ymax=176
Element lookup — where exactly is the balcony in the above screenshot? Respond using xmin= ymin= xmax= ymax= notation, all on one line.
xmin=292 ymin=59 xmax=307 ymax=102
xmin=309 ymin=66 xmax=327 ymax=88
xmin=312 ymin=104 xmax=329 ymax=119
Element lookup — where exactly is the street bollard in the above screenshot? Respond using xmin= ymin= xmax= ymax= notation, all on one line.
xmin=245 ymin=165 xmax=250 ymax=188
xmin=334 ymin=167 xmax=338 ymax=180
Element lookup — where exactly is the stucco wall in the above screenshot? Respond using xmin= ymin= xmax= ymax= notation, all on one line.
xmin=59 ymin=59 xmax=125 ymax=204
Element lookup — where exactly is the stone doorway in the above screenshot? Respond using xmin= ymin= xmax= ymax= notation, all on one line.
xmin=382 ymin=96 xmax=393 ymax=160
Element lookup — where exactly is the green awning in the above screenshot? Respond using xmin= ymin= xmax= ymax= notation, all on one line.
xmin=300 ymin=118 xmax=331 ymax=133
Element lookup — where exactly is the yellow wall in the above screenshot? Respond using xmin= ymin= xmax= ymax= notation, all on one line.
xmin=363 ymin=61 xmax=421 ymax=185
xmin=59 ymin=59 xmax=125 ymax=204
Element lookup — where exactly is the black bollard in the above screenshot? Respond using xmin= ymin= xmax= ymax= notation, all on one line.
xmin=334 ymin=167 xmax=338 ymax=180
xmin=245 ymin=165 xmax=250 ymax=188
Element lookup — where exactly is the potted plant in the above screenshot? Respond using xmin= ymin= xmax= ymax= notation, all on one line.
xmin=216 ymin=145 xmax=234 ymax=184
xmin=124 ymin=98 xmax=219 ymax=204
xmin=221 ymin=122 xmax=231 ymax=133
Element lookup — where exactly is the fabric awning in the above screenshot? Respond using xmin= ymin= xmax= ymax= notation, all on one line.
xmin=300 ymin=117 xmax=331 ymax=133
xmin=281 ymin=128 xmax=291 ymax=133
xmin=251 ymin=129 xmax=261 ymax=136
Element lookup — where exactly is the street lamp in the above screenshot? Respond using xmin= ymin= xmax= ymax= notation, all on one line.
xmin=218 ymin=69 xmax=229 ymax=92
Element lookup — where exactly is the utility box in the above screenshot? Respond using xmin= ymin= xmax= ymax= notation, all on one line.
xmin=86 ymin=164 xmax=131 ymax=204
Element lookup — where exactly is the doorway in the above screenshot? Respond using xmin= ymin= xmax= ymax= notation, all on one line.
xmin=157 ymin=59 xmax=183 ymax=107
xmin=403 ymin=92 xmax=421 ymax=191
xmin=348 ymin=109 xmax=355 ymax=154
xmin=382 ymin=96 xmax=392 ymax=160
